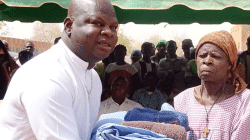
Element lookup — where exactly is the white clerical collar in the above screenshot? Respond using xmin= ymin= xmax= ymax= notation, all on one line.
xmin=59 ymin=40 xmax=89 ymax=72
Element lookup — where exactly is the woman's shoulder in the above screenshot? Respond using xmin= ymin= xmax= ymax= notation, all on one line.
xmin=174 ymin=87 xmax=197 ymax=111
xmin=238 ymin=88 xmax=250 ymax=104
xmin=175 ymin=87 xmax=196 ymax=101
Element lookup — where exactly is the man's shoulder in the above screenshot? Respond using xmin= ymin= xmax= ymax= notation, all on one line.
xmin=100 ymin=97 xmax=113 ymax=107
xmin=134 ymin=88 xmax=146 ymax=94
xmin=123 ymin=63 xmax=138 ymax=74
xmin=158 ymin=57 xmax=167 ymax=63
xmin=154 ymin=89 xmax=163 ymax=94
xmin=105 ymin=62 xmax=117 ymax=73
xmin=132 ymin=61 xmax=140 ymax=67
xmin=239 ymin=51 xmax=248 ymax=58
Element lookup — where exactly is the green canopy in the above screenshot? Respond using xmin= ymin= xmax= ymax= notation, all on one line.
xmin=0 ymin=0 xmax=250 ymax=24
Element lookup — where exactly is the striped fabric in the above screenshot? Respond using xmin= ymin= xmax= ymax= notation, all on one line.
xmin=174 ymin=87 xmax=250 ymax=140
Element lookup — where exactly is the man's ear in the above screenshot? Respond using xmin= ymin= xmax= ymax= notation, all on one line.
xmin=64 ymin=17 xmax=73 ymax=37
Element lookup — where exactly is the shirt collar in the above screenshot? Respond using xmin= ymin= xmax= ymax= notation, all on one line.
xmin=108 ymin=97 xmax=129 ymax=105
xmin=59 ymin=40 xmax=89 ymax=72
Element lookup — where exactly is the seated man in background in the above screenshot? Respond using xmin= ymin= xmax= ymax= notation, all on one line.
xmin=98 ymin=77 xmax=142 ymax=118
xmin=105 ymin=44 xmax=142 ymax=99
xmin=157 ymin=71 xmax=178 ymax=106
xmin=133 ymin=72 xmax=165 ymax=111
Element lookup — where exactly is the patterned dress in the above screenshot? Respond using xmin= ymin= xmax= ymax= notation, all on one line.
xmin=174 ymin=87 xmax=250 ymax=140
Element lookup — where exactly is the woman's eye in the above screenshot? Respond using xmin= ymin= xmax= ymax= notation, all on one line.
xmin=93 ymin=22 xmax=102 ymax=26
xmin=211 ymin=54 xmax=221 ymax=58
xmin=198 ymin=54 xmax=206 ymax=58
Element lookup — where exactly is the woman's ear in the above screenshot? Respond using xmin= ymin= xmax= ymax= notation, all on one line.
xmin=228 ymin=64 xmax=232 ymax=71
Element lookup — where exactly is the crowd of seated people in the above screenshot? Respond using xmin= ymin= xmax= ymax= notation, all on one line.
xmin=95 ymin=36 xmax=250 ymax=119
xmin=96 ymin=39 xmax=200 ymax=116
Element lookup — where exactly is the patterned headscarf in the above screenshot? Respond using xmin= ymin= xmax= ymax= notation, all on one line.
xmin=196 ymin=30 xmax=247 ymax=94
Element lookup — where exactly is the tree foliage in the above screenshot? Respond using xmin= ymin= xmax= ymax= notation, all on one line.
xmin=0 ymin=21 xmax=11 ymax=36
xmin=117 ymin=28 xmax=133 ymax=53
xmin=31 ymin=22 xmax=62 ymax=43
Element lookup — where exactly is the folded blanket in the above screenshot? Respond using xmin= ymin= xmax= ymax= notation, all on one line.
xmin=95 ymin=123 xmax=174 ymax=140
xmin=91 ymin=111 xmax=127 ymax=140
xmin=161 ymin=103 xmax=175 ymax=112
xmin=124 ymin=107 xmax=190 ymax=131
xmin=122 ymin=121 xmax=186 ymax=140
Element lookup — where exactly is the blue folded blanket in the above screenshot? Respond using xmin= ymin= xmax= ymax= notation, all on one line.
xmin=124 ymin=106 xmax=190 ymax=131
xmin=95 ymin=123 xmax=174 ymax=140
xmin=91 ymin=111 xmax=127 ymax=140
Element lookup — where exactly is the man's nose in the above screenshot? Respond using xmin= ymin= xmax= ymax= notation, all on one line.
xmin=101 ymin=26 xmax=116 ymax=38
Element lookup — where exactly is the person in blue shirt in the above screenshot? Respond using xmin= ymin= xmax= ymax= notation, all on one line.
xmin=132 ymin=71 xmax=165 ymax=110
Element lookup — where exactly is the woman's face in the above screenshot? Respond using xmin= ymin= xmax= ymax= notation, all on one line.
xmin=196 ymin=43 xmax=231 ymax=82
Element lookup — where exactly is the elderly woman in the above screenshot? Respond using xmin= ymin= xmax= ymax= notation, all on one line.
xmin=174 ymin=31 xmax=250 ymax=140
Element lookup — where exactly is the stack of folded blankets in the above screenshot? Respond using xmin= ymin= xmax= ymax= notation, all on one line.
xmin=91 ymin=103 xmax=190 ymax=140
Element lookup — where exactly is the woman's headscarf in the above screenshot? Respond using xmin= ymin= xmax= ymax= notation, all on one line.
xmin=196 ymin=30 xmax=247 ymax=94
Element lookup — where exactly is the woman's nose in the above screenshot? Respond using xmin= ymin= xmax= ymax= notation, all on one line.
xmin=203 ymin=56 xmax=213 ymax=65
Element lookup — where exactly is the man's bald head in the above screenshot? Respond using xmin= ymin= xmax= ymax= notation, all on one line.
xmin=68 ymin=0 xmax=116 ymax=19
xmin=62 ymin=0 xmax=118 ymax=69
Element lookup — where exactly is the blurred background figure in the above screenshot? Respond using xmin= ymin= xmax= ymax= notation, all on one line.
xmin=130 ymin=50 xmax=142 ymax=65
xmin=94 ymin=52 xmax=116 ymax=101
xmin=238 ymin=36 xmax=250 ymax=88
xmin=0 ymin=64 xmax=9 ymax=99
xmin=16 ymin=41 xmax=35 ymax=67
xmin=151 ymin=39 xmax=168 ymax=64
xmin=182 ymin=39 xmax=194 ymax=61
xmin=23 ymin=41 xmax=35 ymax=55
xmin=104 ymin=44 xmax=142 ymax=99
xmin=18 ymin=50 xmax=33 ymax=65
xmin=2 ymin=40 xmax=18 ymax=60
xmin=157 ymin=71 xmax=178 ymax=106
xmin=0 ymin=40 xmax=19 ymax=77
xmin=133 ymin=71 xmax=165 ymax=111
xmin=10 ymin=50 xmax=33 ymax=79
xmin=235 ymin=50 xmax=245 ymax=82
xmin=0 ymin=40 xmax=15 ymax=99
xmin=133 ymin=42 xmax=157 ymax=81
xmin=158 ymin=40 xmax=186 ymax=92
xmin=184 ymin=47 xmax=201 ymax=88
